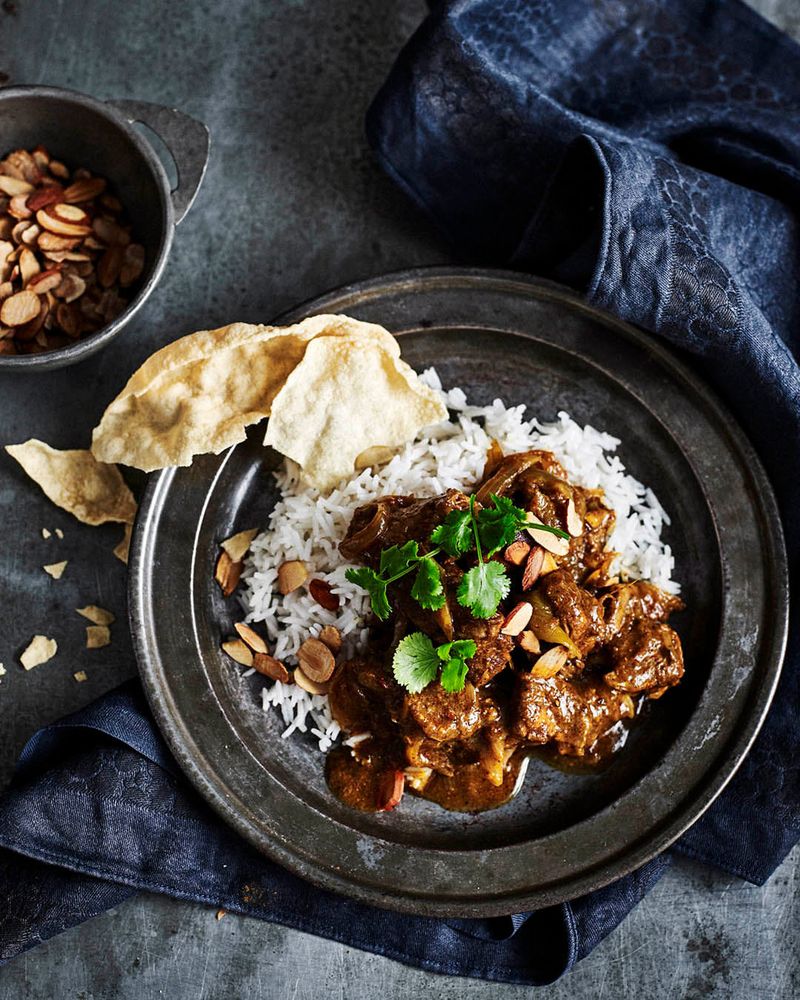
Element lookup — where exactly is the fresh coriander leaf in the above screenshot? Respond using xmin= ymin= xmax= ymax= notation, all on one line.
xmin=430 ymin=508 xmax=473 ymax=559
xmin=457 ymin=561 xmax=511 ymax=618
xmin=436 ymin=639 xmax=477 ymax=662
xmin=379 ymin=540 xmax=420 ymax=579
xmin=392 ymin=632 xmax=440 ymax=693
xmin=345 ymin=566 xmax=391 ymax=621
xmin=410 ymin=557 xmax=446 ymax=610
xmin=440 ymin=657 xmax=469 ymax=692
xmin=488 ymin=493 xmax=521 ymax=518
xmin=477 ymin=494 xmax=527 ymax=555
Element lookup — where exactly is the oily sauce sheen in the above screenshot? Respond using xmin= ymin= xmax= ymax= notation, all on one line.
xmin=325 ymin=449 xmax=685 ymax=814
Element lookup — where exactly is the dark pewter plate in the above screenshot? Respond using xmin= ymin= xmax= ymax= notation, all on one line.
xmin=129 ymin=268 xmax=788 ymax=917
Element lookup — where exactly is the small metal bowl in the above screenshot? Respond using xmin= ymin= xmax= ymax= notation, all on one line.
xmin=0 ymin=85 xmax=209 ymax=370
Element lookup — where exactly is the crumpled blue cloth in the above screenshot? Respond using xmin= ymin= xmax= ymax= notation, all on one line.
xmin=1 ymin=0 xmax=798 ymax=985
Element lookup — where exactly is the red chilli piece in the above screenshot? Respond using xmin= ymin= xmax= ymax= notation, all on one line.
xmin=309 ymin=578 xmax=340 ymax=611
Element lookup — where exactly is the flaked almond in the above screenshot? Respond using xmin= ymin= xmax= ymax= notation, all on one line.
xmin=277 ymin=559 xmax=307 ymax=595
xmin=37 ymin=230 xmax=80 ymax=252
xmin=8 ymin=195 xmax=32 ymax=220
xmin=221 ymin=527 xmax=258 ymax=563
xmin=93 ymin=216 xmax=130 ymax=246
xmin=297 ymin=637 xmax=336 ymax=683
xmin=10 ymin=221 xmax=32 ymax=243
xmin=74 ymin=670 xmax=88 ymax=683
xmin=293 ymin=667 xmax=330 ymax=695
xmin=524 ymin=512 xmax=570 ymax=556
xmin=309 ymin=578 xmax=339 ymax=611
xmin=354 ymin=444 xmax=394 ymax=470
xmin=530 ymin=645 xmax=568 ymax=679
xmin=566 ymin=498 xmax=583 ymax=537
xmin=49 ymin=160 xmax=69 ymax=179
xmin=500 ymin=601 xmax=533 ymax=636
xmin=37 ymin=205 xmax=92 ymax=238
xmin=19 ymin=247 xmax=41 ymax=285
xmin=43 ymin=559 xmax=67 ymax=579
xmin=54 ymin=272 xmax=85 ymax=303
xmin=26 ymin=186 xmax=63 ymax=212
xmin=521 ymin=545 xmax=545 ymax=590
xmin=252 ymin=653 xmax=290 ymax=683
xmin=56 ymin=302 xmax=81 ymax=337
xmin=119 ymin=243 xmax=145 ymax=286
xmin=4 ymin=150 xmax=40 ymax=184
xmin=97 ymin=245 xmax=123 ymax=288
xmin=518 ymin=630 xmax=541 ymax=655
xmin=1 ymin=289 xmax=40 ymax=326
xmin=233 ymin=621 xmax=268 ymax=655
xmin=31 ymin=146 xmax=51 ymax=171
xmin=318 ymin=624 xmax=342 ymax=654
xmin=63 ymin=177 xmax=106 ymax=203
xmin=0 ymin=176 xmax=33 ymax=197
xmin=20 ymin=635 xmax=57 ymax=670
xmin=86 ymin=625 xmax=111 ymax=649
xmin=20 ymin=222 xmax=42 ymax=246
xmin=215 ymin=550 xmax=242 ymax=596
xmin=221 ymin=638 xmax=253 ymax=667
xmin=504 ymin=539 xmax=530 ymax=566
xmin=28 ymin=268 xmax=63 ymax=295
xmin=76 ymin=605 xmax=115 ymax=626
xmin=376 ymin=770 xmax=405 ymax=812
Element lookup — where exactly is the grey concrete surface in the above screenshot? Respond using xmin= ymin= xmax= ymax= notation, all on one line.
xmin=0 ymin=0 xmax=797 ymax=997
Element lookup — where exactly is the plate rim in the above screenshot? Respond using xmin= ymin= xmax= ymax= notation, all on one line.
xmin=129 ymin=266 xmax=789 ymax=916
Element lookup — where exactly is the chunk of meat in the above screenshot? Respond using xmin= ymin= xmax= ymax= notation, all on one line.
xmin=512 ymin=673 xmax=635 ymax=753
xmin=468 ymin=634 xmax=515 ymax=686
xmin=599 ymin=581 xmax=684 ymax=633
xmin=536 ymin=567 xmax=608 ymax=656
xmin=406 ymin=684 xmax=498 ymax=742
xmin=341 ymin=490 xmax=469 ymax=565
xmin=328 ymin=658 xmax=401 ymax=734
xmin=604 ymin=620 xmax=684 ymax=695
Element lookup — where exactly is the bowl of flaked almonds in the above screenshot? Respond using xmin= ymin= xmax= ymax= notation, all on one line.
xmin=0 ymin=85 xmax=209 ymax=369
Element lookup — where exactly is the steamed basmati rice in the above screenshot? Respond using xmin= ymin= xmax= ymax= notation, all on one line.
xmin=241 ymin=370 xmax=679 ymax=751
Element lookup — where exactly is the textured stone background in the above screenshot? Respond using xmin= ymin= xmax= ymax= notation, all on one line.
xmin=0 ymin=1 xmax=797 ymax=997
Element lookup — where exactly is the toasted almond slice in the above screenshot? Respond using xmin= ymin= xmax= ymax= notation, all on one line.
xmin=215 ymin=550 xmax=242 ymax=596
xmin=277 ymin=559 xmax=308 ymax=595
xmin=252 ymin=653 xmax=290 ymax=683
xmin=221 ymin=638 xmax=254 ymax=667
xmin=36 ymin=206 xmax=92 ymax=238
xmin=309 ymin=578 xmax=339 ymax=611
xmin=521 ymin=545 xmax=545 ymax=591
xmin=55 ymin=302 xmax=81 ymax=337
xmin=318 ymin=624 xmax=342 ymax=653
xmin=97 ymin=245 xmax=123 ymax=288
xmin=0 ymin=176 xmax=33 ymax=196
xmin=354 ymin=444 xmax=394 ymax=470
xmin=26 ymin=186 xmax=64 ymax=212
xmin=234 ymin=621 xmax=268 ymax=654
xmin=504 ymin=539 xmax=531 ymax=566
xmin=76 ymin=605 xmax=115 ymax=626
xmin=0 ymin=282 xmax=12 ymax=301
xmin=113 ymin=522 xmax=132 ymax=564
xmin=518 ymin=630 xmax=541 ymax=655
xmin=74 ymin=670 xmax=88 ymax=682
xmin=8 ymin=194 xmax=33 ymax=220
xmin=566 ymin=498 xmax=583 ymax=537
xmin=20 ymin=223 xmax=42 ymax=246
xmin=63 ymin=177 xmax=107 ymax=203
xmin=297 ymin=638 xmax=336 ymax=683
xmin=524 ymin=512 xmax=570 ymax=556
xmin=93 ymin=216 xmax=130 ymax=246
xmin=530 ymin=646 xmax=568 ymax=679
xmin=43 ymin=560 xmax=67 ymax=579
xmin=221 ymin=527 xmax=258 ymax=563
xmin=49 ymin=160 xmax=69 ymax=179
xmin=86 ymin=625 xmax=111 ymax=649
xmin=4 ymin=150 xmax=40 ymax=184
xmin=119 ymin=243 xmax=145 ymax=287
xmin=293 ymin=667 xmax=330 ymax=695
xmin=19 ymin=248 xmax=41 ymax=285
xmin=1 ymin=290 xmax=40 ymax=326
xmin=20 ymin=635 xmax=57 ymax=670
xmin=500 ymin=601 xmax=533 ymax=636
xmin=55 ymin=527 xmax=64 ymax=539
xmin=54 ymin=273 xmax=85 ymax=303
xmin=41 ymin=527 xmax=52 ymax=539
xmin=37 ymin=230 xmax=80 ymax=252
xmin=10 ymin=221 xmax=32 ymax=244
xmin=376 ymin=770 xmax=405 ymax=812
xmin=28 ymin=268 xmax=63 ymax=295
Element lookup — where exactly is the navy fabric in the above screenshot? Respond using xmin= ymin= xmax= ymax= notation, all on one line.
xmin=0 ymin=0 xmax=798 ymax=985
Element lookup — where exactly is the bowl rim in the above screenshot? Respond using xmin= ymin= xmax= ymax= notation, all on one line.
xmin=0 ymin=83 xmax=174 ymax=371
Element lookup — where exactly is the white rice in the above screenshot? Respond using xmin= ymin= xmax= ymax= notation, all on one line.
xmin=240 ymin=370 xmax=679 ymax=751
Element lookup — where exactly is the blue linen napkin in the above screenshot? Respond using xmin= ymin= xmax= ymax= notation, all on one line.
xmin=1 ymin=0 xmax=798 ymax=984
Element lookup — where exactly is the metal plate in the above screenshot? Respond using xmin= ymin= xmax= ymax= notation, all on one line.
xmin=129 ymin=268 xmax=788 ymax=917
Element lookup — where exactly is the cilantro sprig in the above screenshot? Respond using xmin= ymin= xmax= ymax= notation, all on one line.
xmin=392 ymin=632 xmax=477 ymax=693
xmin=346 ymin=493 xmax=569 ymax=622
